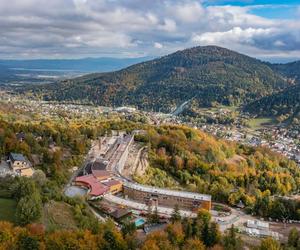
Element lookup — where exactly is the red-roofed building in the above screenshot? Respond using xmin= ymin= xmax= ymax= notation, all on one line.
xmin=75 ymin=175 xmax=109 ymax=198
xmin=102 ymin=179 xmax=123 ymax=194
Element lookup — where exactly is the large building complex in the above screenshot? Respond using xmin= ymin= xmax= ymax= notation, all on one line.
xmin=75 ymin=133 xmax=212 ymax=211
xmin=123 ymin=182 xmax=211 ymax=211
xmin=74 ymin=134 xmax=133 ymax=199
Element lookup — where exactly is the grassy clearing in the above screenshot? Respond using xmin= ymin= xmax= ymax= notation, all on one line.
xmin=197 ymin=105 xmax=238 ymax=113
xmin=0 ymin=198 xmax=17 ymax=223
xmin=247 ymin=117 xmax=276 ymax=129
xmin=42 ymin=200 xmax=78 ymax=231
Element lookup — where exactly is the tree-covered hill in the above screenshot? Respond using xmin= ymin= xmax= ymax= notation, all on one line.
xmin=269 ymin=61 xmax=300 ymax=82
xmin=136 ymin=125 xmax=300 ymax=205
xmin=245 ymin=83 xmax=300 ymax=120
xmin=244 ymin=60 xmax=300 ymax=120
xmin=20 ymin=46 xmax=289 ymax=112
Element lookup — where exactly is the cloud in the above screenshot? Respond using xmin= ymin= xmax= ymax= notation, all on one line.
xmin=0 ymin=0 xmax=299 ymax=61
xmin=192 ymin=27 xmax=273 ymax=46
xmin=167 ymin=1 xmax=204 ymax=23
xmin=154 ymin=42 xmax=163 ymax=49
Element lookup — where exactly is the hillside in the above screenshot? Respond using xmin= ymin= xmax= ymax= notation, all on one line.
xmin=244 ymin=61 xmax=300 ymax=119
xmin=21 ymin=46 xmax=289 ymax=112
xmin=245 ymin=83 xmax=300 ymax=119
xmin=135 ymin=125 xmax=300 ymax=208
xmin=270 ymin=61 xmax=300 ymax=82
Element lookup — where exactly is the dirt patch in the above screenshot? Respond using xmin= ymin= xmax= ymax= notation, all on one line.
xmin=123 ymin=142 xmax=149 ymax=179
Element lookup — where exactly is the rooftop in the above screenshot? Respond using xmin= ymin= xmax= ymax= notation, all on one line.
xmin=9 ymin=153 xmax=27 ymax=162
xmin=124 ymin=182 xmax=211 ymax=201
xmin=92 ymin=160 xmax=108 ymax=171
xmin=102 ymin=179 xmax=121 ymax=187
xmin=75 ymin=175 xmax=109 ymax=196
xmin=92 ymin=170 xmax=111 ymax=179
xmin=110 ymin=208 xmax=131 ymax=219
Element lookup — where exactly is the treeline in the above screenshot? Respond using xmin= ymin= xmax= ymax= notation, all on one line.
xmin=1 ymin=208 xmax=299 ymax=250
xmin=0 ymin=175 xmax=98 ymax=230
xmin=0 ymin=114 xmax=144 ymax=181
xmin=136 ymin=125 xmax=300 ymax=220
xmin=0 ymin=112 xmax=145 ymax=228
xmin=0 ymin=117 xmax=90 ymax=182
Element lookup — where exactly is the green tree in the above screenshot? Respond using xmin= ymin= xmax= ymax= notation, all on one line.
xmin=171 ymin=205 xmax=181 ymax=223
xmin=17 ymin=235 xmax=40 ymax=250
xmin=288 ymin=228 xmax=299 ymax=249
xmin=121 ymin=222 xmax=136 ymax=236
xmin=207 ymin=222 xmax=221 ymax=247
xmin=222 ymin=225 xmax=243 ymax=250
xmin=259 ymin=237 xmax=281 ymax=250
xmin=15 ymin=193 xmax=42 ymax=225
xmin=102 ymin=229 xmax=126 ymax=250
xmin=12 ymin=178 xmax=36 ymax=201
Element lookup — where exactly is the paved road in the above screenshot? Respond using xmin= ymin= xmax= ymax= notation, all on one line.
xmin=171 ymin=99 xmax=192 ymax=116
xmin=89 ymin=206 xmax=107 ymax=222
xmin=212 ymin=204 xmax=255 ymax=232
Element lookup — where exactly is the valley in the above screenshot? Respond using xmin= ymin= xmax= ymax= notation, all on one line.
xmin=0 ymin=45 xmax=300 ymax=249
xmin=1 ymin=0 xmax=300 ymax=248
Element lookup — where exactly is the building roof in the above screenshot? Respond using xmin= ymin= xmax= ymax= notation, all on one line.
xmin=9 ymin=153 xmax=27 ymax=162
xmin=16 ymin=132 xmax=26 ymax=140
xmin=124 ymin=182 xmax=211 ymax=201
xmin=247 ymin=220 xmax=269 ymax=229
xmin=92 ymin=160 xmax=108 ymax=171
xmin=102 ymin=179 xmax=121 ymax=187
xmin=110 ymin=208 xmax=131 ymax=219
xmin=75 ymin=175 xmax=109 ymax=196
xmin=92 ymin=170 xmax=111 ymax=179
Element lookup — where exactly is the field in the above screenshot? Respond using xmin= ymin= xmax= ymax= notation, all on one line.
xmin=247 ymin=117 xmax=276 ymax=129
xmin=0 ymin=198 xmax=17 ymax=223
xmin=42 ymin=200 xmax=78 ymax=231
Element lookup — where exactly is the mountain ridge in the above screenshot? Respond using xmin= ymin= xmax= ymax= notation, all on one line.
xmin=19 ymin=45 xmax=294 ymax=112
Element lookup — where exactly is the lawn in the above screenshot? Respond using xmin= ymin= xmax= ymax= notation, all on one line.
xmin=42 ymin=200 xmax=78 ymax=231
xmin=247 ymin=117 xmax=276 ymax=129
xmin=0 ymin=198 xmax=17 ymax=223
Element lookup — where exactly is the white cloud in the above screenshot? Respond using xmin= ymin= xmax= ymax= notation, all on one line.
xmin=154 ymin=42 xmax=163 ymax=49
xmin=167 ymin=1 xmax=204 ymax=23
xmin=274 ymin=40 xmax=285 ymax=47
xmin=192 ymin=27 xmax=273 ymax=46
xmin=0 ymin=0 xmax=299 ymax=60
xmin=158 ymin=18 xmax=177 ymax=32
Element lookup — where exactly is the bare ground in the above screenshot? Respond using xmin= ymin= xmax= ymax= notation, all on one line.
xmin=123 ymin=142 xmax=149 ymax=179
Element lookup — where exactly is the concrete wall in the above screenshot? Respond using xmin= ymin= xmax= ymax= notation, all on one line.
xmin=123 ymin=186 xmax=211 ymax=211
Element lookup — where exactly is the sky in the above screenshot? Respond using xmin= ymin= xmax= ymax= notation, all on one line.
xmin=0 ymin=0 xmax=299 ymax=62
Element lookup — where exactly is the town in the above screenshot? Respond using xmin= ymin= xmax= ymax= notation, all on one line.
xmin=0 ymin=91 xmax=300 ymax=244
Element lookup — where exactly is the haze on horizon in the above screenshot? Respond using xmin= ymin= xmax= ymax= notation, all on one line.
xmin=0 ymin=0 xmax=300 ymax=63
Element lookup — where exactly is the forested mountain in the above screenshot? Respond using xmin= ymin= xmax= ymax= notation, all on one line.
xmin=244 ymin=60 xmax=300 ymax=119
xmin=270 ymin=61 xmax=300 ymax=81
xmin=245 ymin=83 xmax=300 ymax=119
xmin=21 ymin=46 xmax=289 ymax=112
